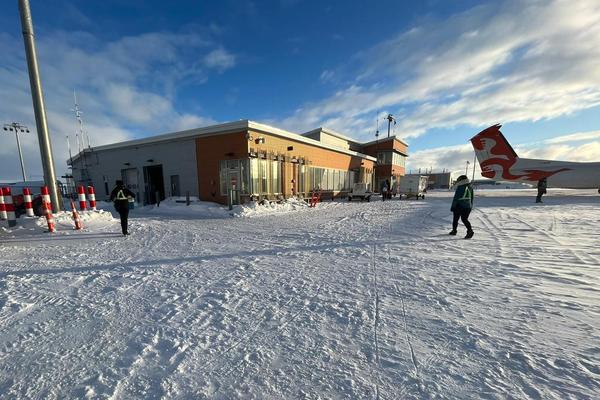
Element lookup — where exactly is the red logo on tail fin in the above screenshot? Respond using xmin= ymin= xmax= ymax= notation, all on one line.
xmin=471 ymin=124 xmax=570 ymax=181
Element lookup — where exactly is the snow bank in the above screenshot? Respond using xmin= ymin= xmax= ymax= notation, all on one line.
xmin=101 ymin=197 xmax=335 ymax=219
xmin=0 ymin=210 xmax=117 ymax=237
xmin=231 ymin=197 xmax=320 ymax=217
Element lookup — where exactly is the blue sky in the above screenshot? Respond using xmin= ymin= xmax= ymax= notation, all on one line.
xmin=1 ymin=0 xmax=600 ymax=180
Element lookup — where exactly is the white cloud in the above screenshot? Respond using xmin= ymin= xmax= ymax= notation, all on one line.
xmin=203 ymin=48 xmax=236 ymax=71
xmin=279 ymin=0 xmax=600 ymax=143
xmin=0 ymin=29 xmax=233 ymax=181
xmin=320 ymin=70 xmax=334 ymax=83
xmin=407 ymin=144 xmax=474 ymax=177
xmin=544 ymin=130 xmax=600 ymax=144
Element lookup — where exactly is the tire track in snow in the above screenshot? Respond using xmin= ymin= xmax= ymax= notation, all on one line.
xmin=511 ymin=214 xmax=600 ymax=267
xmin=392 ymin=262 xmax=424 ymax=397
xmin=371 ymin=243 xmax=381 ymax=400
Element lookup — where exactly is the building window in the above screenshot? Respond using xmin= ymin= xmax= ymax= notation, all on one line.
xmin=271 ymin=160 xmax=281 ymax=194
xmin=308 ymin=166 xmax=358 ymax=192
xmin=378 ymin=151 xmax=406 ymax=167
xmin=259 ymin=159 xmax=269 ymax=194
xmin=247 ymin=158 xmax=283 ymax=195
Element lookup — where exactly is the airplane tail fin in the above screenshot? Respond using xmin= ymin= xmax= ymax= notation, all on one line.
xmin=470 ymin=124 xmax=519 ymax=179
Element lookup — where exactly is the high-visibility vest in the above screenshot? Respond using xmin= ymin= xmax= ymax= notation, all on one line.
xmin=459 ymin=186 xmax=472 ymax=201
xmin=116 ymin=189 xmax=128 ymax=200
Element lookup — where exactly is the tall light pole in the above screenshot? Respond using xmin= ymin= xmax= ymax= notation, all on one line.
xmin=18 ymin=0 xmax=61 ymax=211
xmin=465 ymin=160 xmax=470 ymax=176
xmin=3 ymin=122 xmax=29 ymax=181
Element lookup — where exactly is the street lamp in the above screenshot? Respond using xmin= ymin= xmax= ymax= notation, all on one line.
xmin=465 ymin=160 xmax=470 ymax=176
xmin=3 ymin=122 xmax=30 ymax=181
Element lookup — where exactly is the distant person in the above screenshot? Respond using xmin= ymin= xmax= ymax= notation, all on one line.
xmin=381 ymin=181 xmax=388 ymax=202
xmin=385 ymin=179 xmax=391 ymax=200
xmin=450 ymin=175 xmax=474 ymax=239
xmin=110 ymin=180 xmax=135 ymax=235
xmin=536 ymin=178 xmax=547 ymax=203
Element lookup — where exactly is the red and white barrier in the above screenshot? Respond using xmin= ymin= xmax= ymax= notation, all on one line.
xmin=87 ymin=185 xmax=97 ymax=211
xmin=2 ymin=187 xmax=16 ymax=227
xmin=23 ymin=187 xmax=34 ymax=217
xmin=0 ymin=188 xmax=6 ymax=220
xmin=70 ymin=199 xmax=83 ymax=230
xmin=77 ymin=186 xmax=87 ymax=211
xmin=41 ymin=186 xmax=55 ymax=233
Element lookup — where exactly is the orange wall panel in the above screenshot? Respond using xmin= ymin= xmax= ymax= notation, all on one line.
xmin=196 ymin=131 xmax=249 ymax=203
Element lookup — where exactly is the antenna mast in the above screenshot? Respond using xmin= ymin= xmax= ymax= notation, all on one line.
xmin=385 ymin=114 xmax=396 ymax=138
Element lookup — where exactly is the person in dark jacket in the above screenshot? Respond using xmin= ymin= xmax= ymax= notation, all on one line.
xmin=536 ymin=178 xmax=547 ymax=203
xmin=110 ymin=180 xmax=135 ymax=235
xmin=450 ymin=175 xmax=474 ymax=239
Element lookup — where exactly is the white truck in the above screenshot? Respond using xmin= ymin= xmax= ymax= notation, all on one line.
xmin=398 ymin=175 xmax=428 ymax=199
xmin=347 ymin=182 xmax=372 ymax=202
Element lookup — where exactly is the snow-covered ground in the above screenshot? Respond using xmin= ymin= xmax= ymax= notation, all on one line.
xmin=0 ymin=189 xmax=599 ymax=399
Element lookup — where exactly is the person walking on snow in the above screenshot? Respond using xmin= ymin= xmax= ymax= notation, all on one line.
xmin=536 ymin=178 xmax=547 ymax=203
xmin=110 ymin=180 xmax=135 ymax=235
xmin=450 ymin=175 xmax=474 ymax=239
xmin=381 ymin=181 xmax=388 ymax=202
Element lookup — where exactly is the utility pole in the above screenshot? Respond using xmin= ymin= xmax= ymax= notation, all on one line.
xmin=465 ymin=160 xmax=470 ymax=176
xmin=385 ymin=114 xmax=396 ymax=138
xmin=472 ymin=153 xmax=477 ymax=182
xmin=18 ymin=0 xmax=61 ymax=211
xmin=3 ymin=122 xmax=29 ymax=181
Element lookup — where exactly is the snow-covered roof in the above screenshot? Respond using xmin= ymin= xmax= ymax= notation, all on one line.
xmin=69 ymin=120 xmax=377 ymax=164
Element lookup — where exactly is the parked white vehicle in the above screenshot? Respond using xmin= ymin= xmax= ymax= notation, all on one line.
xmin=398 ymin=175 xmax=428 ymax=199
xmin=347 ymin=183 xmax=372 ymax=202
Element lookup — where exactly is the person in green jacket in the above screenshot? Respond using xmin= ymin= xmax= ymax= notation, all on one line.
xmin=450 ymin=175 xmax=474 ymax=239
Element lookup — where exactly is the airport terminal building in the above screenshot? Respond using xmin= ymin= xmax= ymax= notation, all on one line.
xmin=68 ymin=120 xmax=408 ymax=205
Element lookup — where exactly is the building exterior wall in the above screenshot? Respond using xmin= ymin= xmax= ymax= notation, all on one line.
xmin=250 ymin=130 xmax=374 ymax=197
xmin=249 ymin=129 xmax=368 ymax=171
xmin=361 ymin=138 xmax=408 ymax=156
xmin=317 ymin=132 xmax=351 ymax=150
xmin=196 ymin=131 xmax=249 ymax=204
xmin=361 ymin=138 xmax=408 ymax=192
xmin=194 ymin=129 xmax=376 ymax=204
xmin=69 ymin=121 xmax=397 ymax=206
xmin=71 ymin=138 xmax=198 ymax=203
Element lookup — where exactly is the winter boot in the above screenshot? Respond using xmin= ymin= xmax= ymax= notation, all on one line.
xmin=465 ymin=230 xmax=474 ymax=239
xmin=449 ymin=230 xmax=457 ymax=236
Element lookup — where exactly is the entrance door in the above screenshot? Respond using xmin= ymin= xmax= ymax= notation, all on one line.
xmin=121 ymin=168 xmax=139 ymax=200
xmin=143 ymin=165 xmax=165 ymax=205
xmin=170 ymin=175 xmax=180 ymax=197
xmin=227 ymin=168 xmax=240 ymax=205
